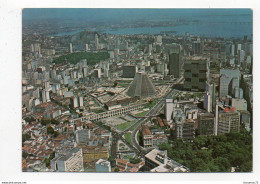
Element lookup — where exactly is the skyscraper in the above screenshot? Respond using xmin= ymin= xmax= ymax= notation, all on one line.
xmin=169 ymin=52 xmax=181 ymax=78
xmin=168 ymin=44 xmax=181 ymax=78
xmin=203 ymin=83 xmax=216 ymax=112
xmin=93 ymin=68 xmax=101 ymax=78
xmin=69 ymin=43 xmax=73 ymax=53
xmin=122 ymin=65 xmax=137 ymax=78
xmin=219 ymin=69 xmax=240 ymax=97
xmin=165 ymin=98 xmax=174 ymax=122
xmin=148 ymin=44 xmax=153 ymax=55
xmin=192 ymin=41 xmax=204 ymax=55
xmin=183 ymin=57 xmax=209 ymax=92
xmin=95 ymin=34 xmax=99 ymax=49
xmin=198 ymin=113 xmax=215 ymax=136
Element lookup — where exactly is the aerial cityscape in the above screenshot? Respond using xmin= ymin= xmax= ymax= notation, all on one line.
xmin=22 ymin=9 xmax=253 ymax=173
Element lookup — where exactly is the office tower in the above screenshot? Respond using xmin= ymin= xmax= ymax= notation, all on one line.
xmin=214 ymin=104 xmax=241 ymax=135
xmin=217 ymin=109 xmax=240 ymax=135
xmin=41 ymin=90 xmax=50 ymax=103
xmin=192 ymin=41 xmax=204 ymax=55
xmin=198 ymin=113 xmax=215 ymax=136
xmin=155 ymin=35 xmax=162 ymax=45
xmin=104 ymin=68 xmax=109 ymax=78
xmin=69 ymin=43 xmax=73 ymax=53
xmin=93 ymin=68 xmax=101 ymax=78
xmin=127 ymin=72 xmax=156 ymax=98
xmin=115 ymin=39 xmax=120 ymax=49
xmin=78 ymin=96 xmax=84 ymax=107
xmin=156 ymin=63 xmax=164 ymax=74
xmin=51 ymin=148 xmax=84 ymax=172
xmin=230 ymin=57 xmax=235 ymax=65
xmin=238 ymin=50 xmax=245 ymax=64
xmin=175 ymin=120 xmax=195 ymax=140
xmin=75 ymin=129 xmax=91 ymax=143
xmin=240 ymin=110 xmax=251 ymax=131
xmin=203 ymin=83 xmax=216 ymax=113
xmin=95 ymin=34 xmax=99 ymax=49
xmin=165 ymin=98 xmax=174 ymax=122
xmin=31 ymin=43 xmax=41 ymax=56
xmin=233 ymin=87 xmax=243 ymax=99
xmin=230 ymin=44 xmax=235 ymax=56
xmin=235 ymin=43 xmax=242 ymax=55
xmin=82 ymin=67 xmax=88 ymax=78
xmin=141 ymin=125 xmax=153 ymax=148
xmin=168 ymin=47 xmax=181 ymax=78
xmin=183 ymin=57 xmax=209 ymax=92
xmin=148 ymin=44 xmax=152 ymax=55
xmin=231 ymin=98 xmax=247 ymax=111
xmin=70 ymin=96 xmax=79 ymax=108
xmin=219 ymin=69 xmax=240 ymax=97
xmin=122 ymin=65 xmax=137 ymax=78
xmin=85 ymin=44 xmax=89 ymax=51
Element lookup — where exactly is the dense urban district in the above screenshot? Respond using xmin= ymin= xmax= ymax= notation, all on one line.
xmin=22 ymin=28 xmax=253 ymax=172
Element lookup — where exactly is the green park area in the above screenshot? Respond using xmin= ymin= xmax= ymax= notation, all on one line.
xmin=122 ymin=154 xmax=134 ymax=160
xmin=115 ymin=121 xmax=135 ymax=131
xmin=144 ymin=100 xmax=157 ymax=109
xmin=159 ymin=129 xmax=252 ymax=172
xmin=135 ymin=110 xmax=149 ymax=117
xmin=124 ymin=133 xmax=132 ymax=145
xmin=129 ymin=122 xmax=140 ymax=131
xmin=53 ymin=52 xmax=109 ymax=65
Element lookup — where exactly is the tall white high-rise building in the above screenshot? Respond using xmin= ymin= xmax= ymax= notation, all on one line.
xmin=85 ymin=44 xmax=89 ymax=51
xmin=148 ymin=44 xmax=152 ymax=55
xmin=165 ymin=98 xmax=174 ymax=122
xmin=104 ymin=68 xmax=109 ymax=78
xmin=95 ymin=34 xmax=99 ymax=49
xmin=42 ymin=90 xmax=50 ymax=103
xmin=82 ymin=67 xmax=88 ymax=78
xmin=69 ymin=43 xmax=73 ymax=53
xmin=51 ymin=148 xmax=84 ymax=172
xmin=78 ymin=96 xmax=84 ymax=107
xmin=93 ymin=68 xmax=101 ymax=78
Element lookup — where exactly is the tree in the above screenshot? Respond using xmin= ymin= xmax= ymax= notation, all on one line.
xmin=108 ymin=156 xmax=116 ymax=167
xmin=64 ymin=120 xmax=70 ymax=124
xmin=114 ymin=167 xmax=120 ymax=172
xmin=22 ymin=152 xmax=29 ymax=159
xmin=129 ymin=158 xmax=141 ymax=164
xmin=159 ymin=131 xmax=252 ymax=172
xmin=51 ymin=119 xmax=60 ymax=125
xmin=53 ymin=131 xmax=59 ymax=137
xmin=22 ymin=133 xmax=31 ymax=143
xmin=47 ymin=127 xmax=55 ymax=134
xmin=41 ymin=119 xmax=51 ymax=126
xmin=24 ymin=117 xmax=35 ymax=124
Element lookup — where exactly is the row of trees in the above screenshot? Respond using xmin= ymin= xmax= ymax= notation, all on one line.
xmin=53 ymin=52 xmax=110 ymax=65
xmin=47 ymin=127 xmax=59 ymax=138
xmin=159 ymin=130 xmax=252 ymax=172
xmin=41 ymin=118 xmax=60 ymax=126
